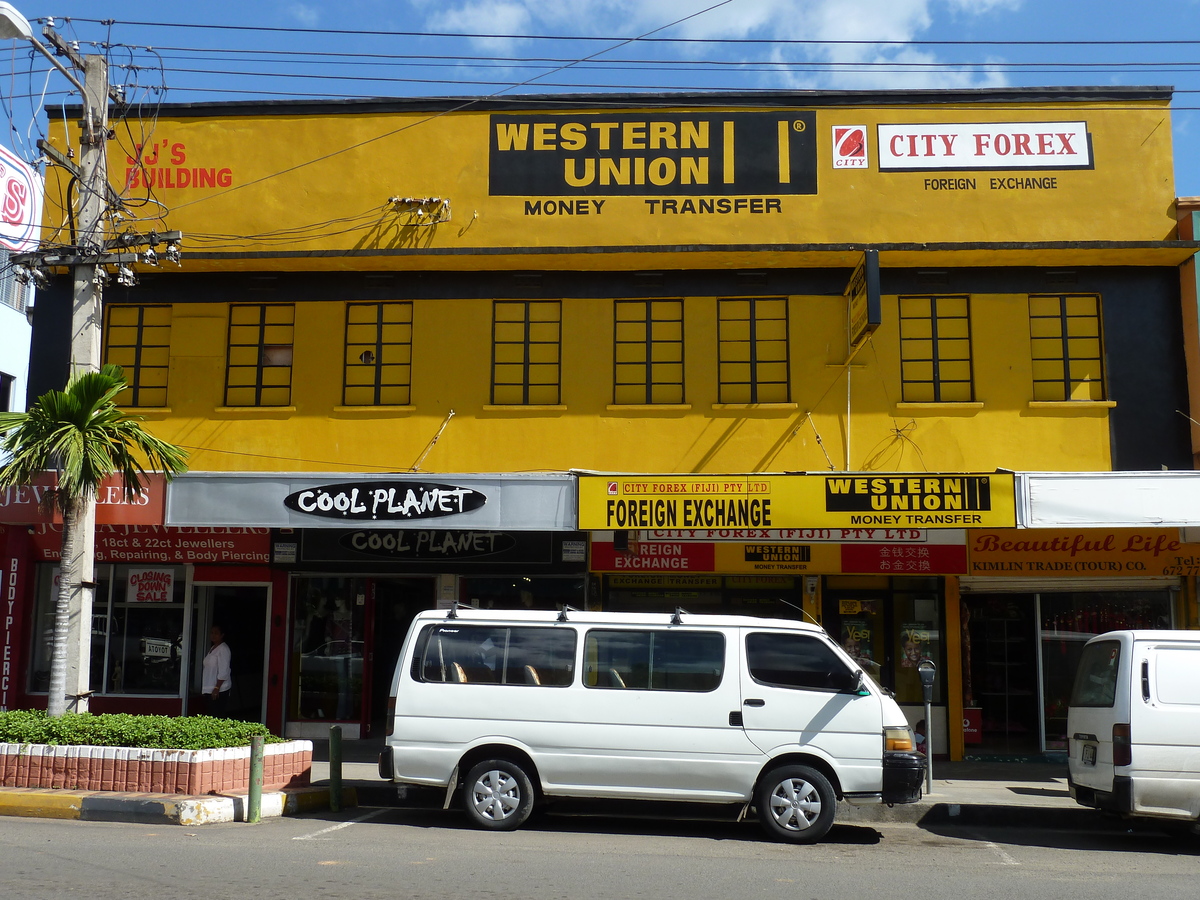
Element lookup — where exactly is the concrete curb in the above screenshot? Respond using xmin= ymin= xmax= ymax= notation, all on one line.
xmin=0 ymin=785 xmax=357 ymax=825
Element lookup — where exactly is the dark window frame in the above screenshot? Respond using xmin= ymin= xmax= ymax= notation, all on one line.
xmin=1029 ymin=293 xmax=1106 ymax=402
xmin=491 ymin=300 xmax=562 ymax=405
xmin=224 ymin=303 xmax=295 ymax=407
xmin=342 ymin=301 xmax=413 ymax=406
xmin=613 ymin=299 xmax=685 ymax=405
xmin=899 ymin=295 xmax=974 ymax=403
xmin=411 ymin=623 xmax=576 ymax=687
xmin=102 ymin=304 xmax=172 ymax=408
xmin=745 ymin=631 xmax=859 ymax=694
xmin=583 ymin=628 xmax=726 ymax=693
xmin=717 ymin=297 xmax=790 ymax=403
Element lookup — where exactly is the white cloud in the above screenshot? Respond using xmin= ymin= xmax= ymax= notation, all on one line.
xmin=405 ymin=0 xmax=1024 ymax=91
xmin=286 ymin=3 xmax=322 ymax=26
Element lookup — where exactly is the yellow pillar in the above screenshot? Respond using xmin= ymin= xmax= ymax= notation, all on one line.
xmin=945 ymin=577 xmax=965 ymax=761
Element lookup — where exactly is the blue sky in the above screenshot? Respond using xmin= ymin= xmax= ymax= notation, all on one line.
xmin=4 ymin=0 xmax=1200 ymax=194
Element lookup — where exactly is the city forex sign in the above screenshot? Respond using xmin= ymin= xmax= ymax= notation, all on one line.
xmin=579 ymin=474 xmax=1016 ymax=531
xmin=878 ymin=122 xmax=1092 ymax=171
xmin=489 ymin=112 xmax=817 ymax=196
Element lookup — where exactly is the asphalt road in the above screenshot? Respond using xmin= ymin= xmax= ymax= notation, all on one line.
xmin=0 ymin=805 xmax=1195 ymax=900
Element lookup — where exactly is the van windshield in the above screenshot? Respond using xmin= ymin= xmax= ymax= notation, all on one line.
xmin=1069 ymin=640 xmax=1121 ymax=708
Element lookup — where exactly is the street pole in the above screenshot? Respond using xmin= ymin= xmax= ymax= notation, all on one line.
xmin=61 ymin=53 xmax=108 ymax=714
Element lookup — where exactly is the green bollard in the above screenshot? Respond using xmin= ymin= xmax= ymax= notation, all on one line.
xmin=248 ymin=735 xmax=264 ymax=824
xmin=329 ymin=725 xmax=342 ymax=813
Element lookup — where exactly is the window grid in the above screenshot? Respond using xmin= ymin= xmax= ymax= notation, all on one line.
xmin=899 ymin=295 xmax=974 ymax=403
xmin=613 ymin=299 xmax=684 ymax=405
xmin=343 ymin=301 xmax=413 ymax=406
xmin=1029 ymin=294 xmax=1105 ymax=401
xmin=491 ymin=300 xmax=561 ymax=405
xmin=224 ymin=303 xmax=295 ymax=407
xmin=103 ymin=304 xmax=172 ymax=407
xmin=717 ymin=297 xmax=790 ymax=404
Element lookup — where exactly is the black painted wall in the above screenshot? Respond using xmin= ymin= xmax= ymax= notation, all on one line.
xmin=27 ymin=265 xmax=1191 ymax=471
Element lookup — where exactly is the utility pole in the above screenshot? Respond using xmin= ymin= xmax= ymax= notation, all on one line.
xmin=59 ymin=53 xmax=109 ymax=713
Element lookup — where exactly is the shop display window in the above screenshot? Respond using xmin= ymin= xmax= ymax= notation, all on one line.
xmin=291 ymin=576 xmax=365 ymax=721
xmin=28 ymin=563 xmax=187 ymax=696
xmin=458 ymin=576 xmax=585 ymax=611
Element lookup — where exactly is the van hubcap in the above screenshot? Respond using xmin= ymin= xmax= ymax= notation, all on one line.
xmin=769 ymin=778 xmax=821 ymax=830
xmin=472 ymin=770 xmax=520 ymax=820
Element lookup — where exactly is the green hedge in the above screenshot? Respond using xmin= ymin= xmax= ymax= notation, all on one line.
xmin=0 ymin=710 xmax=285 ymax=750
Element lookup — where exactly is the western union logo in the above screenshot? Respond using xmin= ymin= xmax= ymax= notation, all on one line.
xmin=743 ymin=544 xmax=811 ymax=563
xmin=489 ymin=111 xmax=817 ymax=197
xmin=825 ymin=476 xmax=992 ymax=512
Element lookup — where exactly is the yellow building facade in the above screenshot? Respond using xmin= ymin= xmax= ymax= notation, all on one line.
xmin=14 ymin=87 xmax=1196 ymax=752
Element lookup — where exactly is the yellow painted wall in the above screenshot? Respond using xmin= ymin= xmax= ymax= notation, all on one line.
xmin=135 ymin=291 xmax=1113 ymax=475
xmin=43 ymin=98 xmax=1177 ymax=272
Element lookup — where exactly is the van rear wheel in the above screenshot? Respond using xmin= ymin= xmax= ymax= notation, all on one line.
xmin=756 ymin=765 xmax=836 ymax=843
xmin=463 ymin=759 xmax=535 ymax=831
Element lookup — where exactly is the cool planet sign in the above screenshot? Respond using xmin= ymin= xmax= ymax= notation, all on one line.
xmin=283 ymin=481 xmax=487 ymax=522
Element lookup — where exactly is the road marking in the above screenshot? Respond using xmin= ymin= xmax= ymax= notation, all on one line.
xmin=293 ymin=808 xmax=386 ymax=840
xmin=982 ymin=839 xmax=1019 ymax=866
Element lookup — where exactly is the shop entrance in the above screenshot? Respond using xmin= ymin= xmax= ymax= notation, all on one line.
xmin=289 ymin=574 xmax=435 ymax=738
xmin=190 ymin=584 xmax=270 ymax=723
xmin=962 ymin=594 xmax=1040 ymax=756
xmin=368 ymin=578 xmax=436 ymax=737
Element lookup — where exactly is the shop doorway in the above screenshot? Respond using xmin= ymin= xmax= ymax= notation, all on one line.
xmin=367 ymin=578 xmax=436 ymax=736
xmin=962 ymin=594 xmax=1039 ymax=756
xmin=191 ymin=585 xmax=270 ymax=723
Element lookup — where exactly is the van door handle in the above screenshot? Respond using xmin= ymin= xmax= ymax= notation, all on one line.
xmin=744 ymin=698 xmax=765 ymax=707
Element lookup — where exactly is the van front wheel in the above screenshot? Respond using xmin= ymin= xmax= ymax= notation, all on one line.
xmin=463 ymin=759 xmax=536 ymax=831
xmin=756 ymin=765 xmax=836 ymax=843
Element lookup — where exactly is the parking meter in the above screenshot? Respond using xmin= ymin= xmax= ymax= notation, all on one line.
xmin=917 ymin=659 xmax=936 ymax=793
xmin=918 ymin=659 xmax=936 ymax=704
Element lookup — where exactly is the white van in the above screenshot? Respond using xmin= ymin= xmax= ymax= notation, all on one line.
xmin=1067 ymin=630 xmax=1200 ymax=829
xmin=379 ymin=607 xmax=924 ymax=843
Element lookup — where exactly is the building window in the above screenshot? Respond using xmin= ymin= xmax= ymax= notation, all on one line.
xmin=225 ymin=303 xmax=294 ymax=407
xmin=0 ymin=371 xmax=13 ymax=412
xmin=717 ymin=297 xmax=789 ymax=403
xmin=613 ymin=299 xmax=684 ymax=404
xmin=899 ymin=295 xmax=973 ymax=402
xmin=343 ymin=301 xmax=412 ymax=406
xmin=0 ymin=249 xmax=30 ymax=313
xmin=1029 ymin=294 xmax=1105 ymax=401
xmin=103 ymin=305 xmax=171 ymax=407
xmin=492 ymin=300 xmax=561 ymax=405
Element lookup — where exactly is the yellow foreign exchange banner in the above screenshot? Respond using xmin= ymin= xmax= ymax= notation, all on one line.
xmin=578 ymin=473 xmax=1016 ymax=530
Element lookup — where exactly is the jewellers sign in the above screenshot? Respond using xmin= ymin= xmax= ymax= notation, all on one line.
xmin=878 ymin=122 xmax=1092 ymax=172
xmin=283 ymin=481 xmax=486 ymax=522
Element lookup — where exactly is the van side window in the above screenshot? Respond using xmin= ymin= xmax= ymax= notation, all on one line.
xmin=583 ymin=630 xmax=724 ymax=692
xmin=1069 ymin=640 xmax=1121 ymax=708
xmin=746 ymin=632 xmax=857 ymax=692
xmin=414 ymin=624 xmax=575 ymax=686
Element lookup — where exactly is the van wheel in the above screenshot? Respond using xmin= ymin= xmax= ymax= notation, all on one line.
xmin=463 ymin=759 xmax=535 ymax=831
xmin=756 ymin=765 xmax=836 ymax=843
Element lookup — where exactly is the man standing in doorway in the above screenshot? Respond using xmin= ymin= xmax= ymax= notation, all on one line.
xmin=203 ymin=624 xmax=233 ymax=717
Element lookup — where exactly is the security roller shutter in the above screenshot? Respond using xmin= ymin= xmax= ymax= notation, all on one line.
xmin=958 ymin=576 xmax=1180 ymax=593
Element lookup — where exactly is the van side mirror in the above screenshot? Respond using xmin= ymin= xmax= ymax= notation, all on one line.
xmin=846 ymin=669 xmax=866 ymax=694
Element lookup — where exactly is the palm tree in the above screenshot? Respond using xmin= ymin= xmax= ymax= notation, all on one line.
xmin=0 ymin=364 xmax=188 ymax=716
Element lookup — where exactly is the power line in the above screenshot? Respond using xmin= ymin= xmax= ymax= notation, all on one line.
xmin=49 ymin=18 xmax=1200 ymax=47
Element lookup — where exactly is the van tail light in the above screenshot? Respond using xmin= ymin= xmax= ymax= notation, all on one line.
xmin=385 ymin=697 xmax=396 ymax=737
xmin=1112 ymin=723 xmax=1132 ymax=767
xmin=885 ymin=726 xmax=914 ymax=752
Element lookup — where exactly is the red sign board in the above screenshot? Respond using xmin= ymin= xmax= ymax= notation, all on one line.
xmin=839 ymin=543 xmax=967 ymax=575
xmin=30 ymin=525 xmax=270 ymax=565
xmin=0 ymin=474 xmax=166 ymax=526
xmin=589 ymin=541 xmax=715 ymax=572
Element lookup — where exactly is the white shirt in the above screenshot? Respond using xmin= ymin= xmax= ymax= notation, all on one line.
xmin=202 ymin=641 xmax=232 ymax=694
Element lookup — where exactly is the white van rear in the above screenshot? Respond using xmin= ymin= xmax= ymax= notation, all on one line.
xmin=1067 ymin=630 xmax=1200 ymax=827
xmin=379 ymin=607 xmax=924 ymax=843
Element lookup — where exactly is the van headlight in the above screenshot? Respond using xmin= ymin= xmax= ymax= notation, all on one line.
xmin=885 ymin=726 xmax=915 ymax=752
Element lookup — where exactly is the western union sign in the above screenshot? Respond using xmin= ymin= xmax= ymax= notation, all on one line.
xmin=578 ymin=474 xmax=1016 ymax=530
xmin=489 ymin=112 xmax=818 ymax=196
